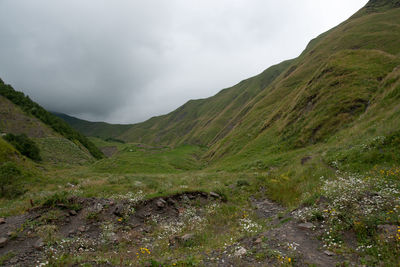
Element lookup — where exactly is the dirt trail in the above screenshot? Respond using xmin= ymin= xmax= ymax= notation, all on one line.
xmin=254 ymin=199 xmax=340 ymax=266
xmin=203 ymin=199 xmax=345 ymax=266
xmin=0 ymin=193 xmax=351 ymax=266
xmin=0 ymin=192 xmax=214 ymax=266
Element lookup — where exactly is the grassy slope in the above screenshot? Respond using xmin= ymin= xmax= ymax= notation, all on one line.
xmin=119 ymin=60 xmax=293 ymax=146
xmin=0 ymin=79 xmax=104 ymax=159
xmin=1 ymin=1 xmax=399 ymax=265
xmin=0 ymin=96 xmax=56 ymax=138
xmin=205 ymin=5 xmax=400 ymax=164
xmin=119 ymin=3 xmax=400 ymax=177
xmin=0 ymin=90 xmax=97 ymax=164
xmin=53 ymin=112 xmax=132 ymax=139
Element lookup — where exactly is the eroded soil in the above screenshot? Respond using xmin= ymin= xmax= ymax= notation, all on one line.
xmin=0 ymin=193 xmax=353 ymax=266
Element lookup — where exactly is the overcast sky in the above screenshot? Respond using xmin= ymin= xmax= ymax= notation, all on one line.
xmin=0 ymin=0 xmax=369 ymax=124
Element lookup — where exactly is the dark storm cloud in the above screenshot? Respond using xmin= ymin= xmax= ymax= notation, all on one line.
xmin=0 ymin=0 xmax=368 ymax=123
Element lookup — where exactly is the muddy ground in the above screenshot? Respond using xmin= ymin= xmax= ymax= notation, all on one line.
xmin=0 ymin=192 xmax=353 ymax=266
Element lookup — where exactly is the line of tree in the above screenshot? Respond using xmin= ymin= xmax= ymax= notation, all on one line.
xmin=0 ymin=78 xmax=104 ymax=159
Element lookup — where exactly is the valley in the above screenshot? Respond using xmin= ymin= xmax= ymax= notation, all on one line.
xmin=0 ymin=0 xmax=400 ymax=266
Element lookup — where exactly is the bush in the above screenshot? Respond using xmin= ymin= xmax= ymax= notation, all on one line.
xmin=0 ymin=162 xmax=22 ymax=198
xmin=3 ymin=133 xmax=41 ymax=161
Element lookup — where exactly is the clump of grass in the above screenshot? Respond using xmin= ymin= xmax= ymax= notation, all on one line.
xmin=41 ymin=191 xmax=81 ymax=211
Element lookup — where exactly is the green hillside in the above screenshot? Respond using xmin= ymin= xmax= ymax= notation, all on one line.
xmin=0 ymin=80 xmax=104 ymax=160
xmin=1 ymin=1 xmax=400 ymax=266
xmin=120 ymin=60 xmax=293 ymax=146
xmin=53 ymin=112 xmax=131 ymax=140
xmin=119 ymin=1 xmax=400 ymax=167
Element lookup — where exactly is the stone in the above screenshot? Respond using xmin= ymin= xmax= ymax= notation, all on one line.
xmin=180 ymin=233 xmax=195 ymax=242
xmin=156 ymin=198 xmax=167 ymax=208
xmin=78 ymin=226 xmax=86 ymax=232
xmin=324 ymin=250 xmax=335 ymax=256
xmin=0 ymin=237 xmax=8 ymax=247
xmin=6 ymin=231 xmax=13 ymax=237
xmin=377 ymin=224 xmax=397 ymax=238
xmin=0 ymin=218 xmax=6 ymax=224
xmin=254 ymin=238 xmax=262 ymax=244
xmin=113 ymin=204 xmax=125 ymax=216
xmin=167 ymin=198 xmax=177 ymax=205
xmin=210 ymin=192 xmax=220 ymax=198
xmin=234 ymin=247 xmax=247 ymax=257
xmin=34 ymin=238 xmax=44 ymax=250
xmin=68 ymin=230 xmax=75 ymax=236
xmin=377 ymin=224 xmax=397 ymax=234
xmin=298 ymin=222 xmax=314 ymax=230
xmin=69 ymin=210 xmax=77 ymax=216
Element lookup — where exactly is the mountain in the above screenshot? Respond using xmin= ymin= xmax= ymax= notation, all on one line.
xmin=112 ymin=0 xmax=400 ymax=168
xmin=0 ymin=79 xmax=104 ymax=163
xmin=52 ymin=112 xmax=131 ymax=140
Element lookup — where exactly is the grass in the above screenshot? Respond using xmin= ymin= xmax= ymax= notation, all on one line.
xmin=35 ymin=137 xmax=93 ymax=165
xmin=91 ymin=144 xmax=206 ymax=174
xmin=1 ymin=2 xmax=400 ymax=266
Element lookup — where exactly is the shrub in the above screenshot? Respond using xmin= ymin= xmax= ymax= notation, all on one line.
xmin=0 ymin=162 xmax=22 ymax=198
xmin=3 ymin=133 xmax=41 ymax=161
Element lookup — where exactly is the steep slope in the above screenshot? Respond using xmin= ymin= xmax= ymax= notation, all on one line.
xmin=120 ymin=60 xmax=293 ymax=146
xmin=0 ymin=95 xmax=56 ymax=138
xmin=119 ymin=0 xmax=400 ymax=166
xmin=0 ymin=79 xmax=104 ymax=162
xmin=207 ymin=1 xmax=400 ymax=163
xmin=53 ymin=112 xmax=131 ymax=140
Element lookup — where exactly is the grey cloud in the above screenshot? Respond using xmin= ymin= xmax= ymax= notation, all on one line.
xmin=0 ymin=0 xmax=368 ymax=123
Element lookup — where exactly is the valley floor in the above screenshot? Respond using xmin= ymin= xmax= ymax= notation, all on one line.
xmin=0 ymin=141 xmax=399 ymax=266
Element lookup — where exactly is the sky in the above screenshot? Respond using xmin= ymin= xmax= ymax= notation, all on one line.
xmin=0 ymin=0 xmax=369 ymax=124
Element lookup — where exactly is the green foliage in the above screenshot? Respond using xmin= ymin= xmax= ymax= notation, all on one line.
xmin=0 ymin=81 xmax=104 ymax=159
xmin=0 ymin=162 xmax=22 ymax=198
xmin=3 ymin=133 xmax=41 ymax=161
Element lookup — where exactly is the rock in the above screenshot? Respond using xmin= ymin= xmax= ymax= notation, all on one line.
xmin=69 ymin=210 xmax=77 ymax=216
xmin=180 ymin=233 xmax=195 ymax=242
xmin=156 ymin=198 xmax=167 ymax=209
xmin=113 ymin=204 xmax=125 ymax=216
xmin=34 ymin=238 xmax=44 ymax=250
xmin=377 ymin=224 xmax=397 ymax=234
xmin=254 ymin=238 xmax=262 ymax=244
xmin=234 ymin=247 xmax=247 ymax=257
xmin=0 ymin=218 xmax=5 ymax=224
xmin=167 ymin=198 xmax=177 ymax=205
xmin=68 ymin=230 xmax=75 ymax=236
xmin=324 ymin=250 xmax=335 ymax=256
xmin=0 ymin=237 xmax=7 ymax=247
xmin=210 ymin=192 xmax=220 ymax=198
xmin=6 ymin=231 xmax=13 ymax=237
xmin=187 ymin=194 xmax=195 ymax=199
xmin=377 ymin=224 xmax=397 ymax=238
xmin=78 ymin=226 xmax=86 ymax=232
xmin=298 ymin=222 xmax=314 ymax=230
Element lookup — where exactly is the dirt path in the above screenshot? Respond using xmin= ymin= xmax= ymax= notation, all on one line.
xmin=0 ymin=192 xmax=215 ymax=266
xmin=0 ymin=193 xmax=352 ymax=266
xmin=202 ymin=198 xmax=345 ymax=266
